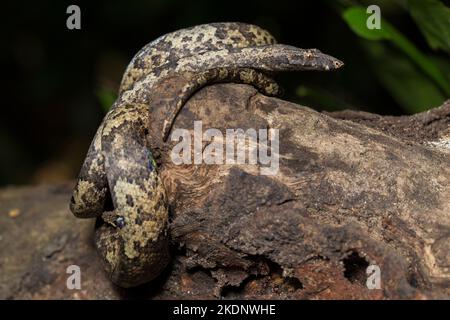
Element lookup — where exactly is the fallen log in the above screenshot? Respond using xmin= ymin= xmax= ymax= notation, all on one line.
xmin=1 ymin=83 xmax=449 ymax=299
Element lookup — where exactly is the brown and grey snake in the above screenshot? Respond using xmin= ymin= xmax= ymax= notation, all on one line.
xmin=69 ymin=22 xmax=343 ymax=287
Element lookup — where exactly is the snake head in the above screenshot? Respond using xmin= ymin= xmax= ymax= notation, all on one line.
xmin=95 ymin=209 xmax=170 ymax=288
xmin=94 ymin=180 xmax=170 ymax=288
xmin=286 ymin=47 xmax=344 ymax=71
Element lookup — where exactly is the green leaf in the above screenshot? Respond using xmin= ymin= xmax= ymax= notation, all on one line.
xmin=431 ymin=55 xmax=450 ymax=83
xmin=296 ymin=86 xmax=351 ymax=111
xmin=96 ymin=88 xmax=117 ymax=113
xmin=408 ymin=0 xmax=450 ymax=53
xmin=342 ymin=6 xmax=450 ymax=97
xmin=342 ymin=6 xmax=391 ymax=40
xmin=364 ymin=42 xmax=445 ymax=113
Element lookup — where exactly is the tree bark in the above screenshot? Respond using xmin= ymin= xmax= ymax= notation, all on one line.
xmin=1 ymin=83 xmax=449 ymax=299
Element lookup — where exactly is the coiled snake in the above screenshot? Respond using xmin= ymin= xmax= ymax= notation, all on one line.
xmin=69 ymin=22 xmax=343 ymax=287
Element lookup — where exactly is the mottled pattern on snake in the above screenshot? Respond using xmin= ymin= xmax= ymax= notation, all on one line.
xmin=69 ymin=22 xmax=343 ymax=287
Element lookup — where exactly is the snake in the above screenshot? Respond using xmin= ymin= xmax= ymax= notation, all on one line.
xmin=69 ymin=22 xmax=343 ymax=288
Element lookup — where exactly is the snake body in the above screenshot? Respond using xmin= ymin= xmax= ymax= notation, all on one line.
xmin=69 ymin=22 xmax=343 ymax=287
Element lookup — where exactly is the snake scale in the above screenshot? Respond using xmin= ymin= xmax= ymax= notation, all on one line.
xmin=69 ymin=22 xmax=343 ymax=288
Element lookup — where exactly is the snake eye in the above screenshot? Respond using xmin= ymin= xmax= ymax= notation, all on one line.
xmin=116 ymin=216 xmax=125 ymax=229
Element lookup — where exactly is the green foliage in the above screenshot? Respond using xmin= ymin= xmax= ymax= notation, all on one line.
xmin=342 ymin=6 xmax=391 ymax=40
xmin=341 ymin=2 xmax=450 ymax=113
xmin=296 ymin=86 xmax=351 ymax=111
xmin=96 ymin=88 xmax=117 ymax=113
xmin=408 ymin=0 xmax=450 ymax=53
xmin=364 ymin=42 xmax=446 ymax=113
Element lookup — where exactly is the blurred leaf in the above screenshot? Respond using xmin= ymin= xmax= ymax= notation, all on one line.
xmin=431 ymin=55 xmax=450 ymax=83
xmin=342 ymin=6 xmax=391 ymax=40
xmin=296 ymin=86 xmax=351 ymax=111
xmin=96 ymin=88 xmax=117 ymax=113
xmin=364 ymin=42 xmax=445 ymax=113
xmin=408 ymin=0 xmax=450 ymax=53
xmin=342 ymin=6 xmax=450 ymax=98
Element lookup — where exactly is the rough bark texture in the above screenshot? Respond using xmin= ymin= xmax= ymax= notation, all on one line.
xmin=1 ymin=83 xmax=449 ymax=299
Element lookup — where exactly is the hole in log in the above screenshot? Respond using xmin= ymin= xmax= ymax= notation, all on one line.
xmin=342 ymin=251 xmax=369 ymax=285
xmin=221 ymin=258 xmax=303 ymax=298
xmin=283 ymin=276 xmax=304 ymax=290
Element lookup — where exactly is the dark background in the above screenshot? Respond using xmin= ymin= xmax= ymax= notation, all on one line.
xmin=2 ymin=0 xmax=449 ymax=186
